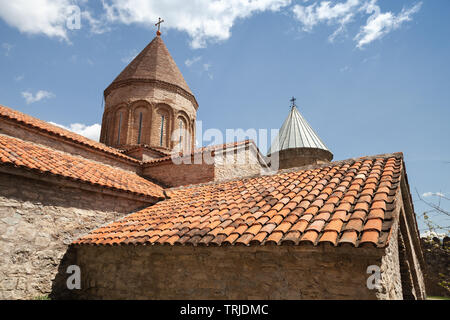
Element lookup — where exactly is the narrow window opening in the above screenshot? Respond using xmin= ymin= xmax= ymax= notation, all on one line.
xmin=160 ymin=115 xmax=165 ymax=147
xmin=179 ymin=119 xmax=183 ymax=144
xmin=117 ymin=112 xmax=122 ymax=145
xmin=137 ymin=112 xmax=143 ymax=144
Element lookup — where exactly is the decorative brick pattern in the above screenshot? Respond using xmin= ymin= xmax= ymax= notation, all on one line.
xmin=100 ymin=36 xmax=197 ymax=153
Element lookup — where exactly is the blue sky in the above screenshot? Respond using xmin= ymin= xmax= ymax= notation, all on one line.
xmin=0 ymin=0 xmax=448 ymax=234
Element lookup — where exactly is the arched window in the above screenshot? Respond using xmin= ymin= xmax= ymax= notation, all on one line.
xmin=179 ymin=119 xmax=183 ymax=144
xmin=116 ymin=111 xmax=123 ymax=145
xmin=137 ymin=112 xmax=143 ymax=144
xmin=160 ymin=114 xmax=165 ymax=147
xmin=154 ymin=105 xmax=171 ymax=148
xmin=175 ymin=115 xmax=189 ymax=152
xmin=131 ymin=103 xmax=150 ymax=145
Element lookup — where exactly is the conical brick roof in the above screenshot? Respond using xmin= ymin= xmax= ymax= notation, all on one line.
xmin=105 ymin=35 xmax=192 ymax=97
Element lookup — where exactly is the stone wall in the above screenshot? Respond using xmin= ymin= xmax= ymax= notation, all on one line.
xmin=71 ymin=245 xmax=391 ymax=300
xmin=275 ymin=148 xmax=333 ymax=170
xmin=143 ymin=160 xmax=215 ymax=188
xmin=377 ymin=221 xmax=403 ymax=299
xmin=421 ymin=237 xmax=450 ymax=297
xmin=143 ymin=146 xmax=266 ymax=188
xmin=0 ymin=171 xmax=150 ymax=300
xmin=214 ymin=147 xmax=264 ymax=182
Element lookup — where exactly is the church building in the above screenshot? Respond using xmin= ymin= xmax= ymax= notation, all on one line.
xmin=0 ymin=28 xmax=426 ymax=300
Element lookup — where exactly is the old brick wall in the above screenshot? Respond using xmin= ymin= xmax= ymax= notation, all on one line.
xmin=71 ymin=245 xmax=390 ymax=300
xmin=103 ymin=83 xmax=196 ymax=151
xmin=143 ymin=161 xmax=215 ymax=187
xmin=0 ymin=171 xmax=149 ymax=300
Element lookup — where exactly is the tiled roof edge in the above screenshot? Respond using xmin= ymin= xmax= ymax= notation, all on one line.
xmin=0 ymin=161 xmax=163 ymax=202
xmin=0 ymin=105 xmax=139 ymax=164
xmin=166 ymin=152 xmax=405 ymax=192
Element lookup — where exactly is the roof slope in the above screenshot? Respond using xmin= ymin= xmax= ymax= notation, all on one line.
xmin=0 ymin=104 xmax=137 ymax=163
xmin=106 ymin=35 xmax=192 ymax=96
xmin=269 ymin=106 xmax=330 ymax=154
xmin=0 ymin=134 xmax=164 ymax=199
xmin=74 ymin=153 xmax=403 ymax=248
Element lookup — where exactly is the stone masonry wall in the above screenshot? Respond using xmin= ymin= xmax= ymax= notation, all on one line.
xmin=377 ymin=221 xmax=403 ymax=299
xmin=143 ymin=161 xmax=215 ymax=188
xmin=277 ymin=148 xmax=333 ymax=170
xmin=71 ymin=245 xmax=389 ymax=300
xmin=0 ymin=172 xmax=149 ymax=300
xmin=214 ymin=147 xmax=264 ymax=182
xmin=421 ymin=237 xmax=450 ymax=297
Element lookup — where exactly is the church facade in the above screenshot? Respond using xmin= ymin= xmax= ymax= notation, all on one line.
xmin=0 ymin=32 xmax=426 ymax=300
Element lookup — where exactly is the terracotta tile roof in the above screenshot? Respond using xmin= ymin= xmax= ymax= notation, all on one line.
xmin=73 ymin=152 xmax=403 ymax=248
xmin=0 ymin=105 xmax=138 ymax=163
xmin=0 ymin=134 xmax=164 ymax=199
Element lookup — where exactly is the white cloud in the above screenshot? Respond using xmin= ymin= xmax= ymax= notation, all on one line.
xmin=185 ymin=56 xmax=202 ymax=67
xmin=355 ymin=1 xmax=422 ymax=48
xmin=81 ymin=10 xmax=110 ymax=35
xmin=0 ymin=0 xmax=74 ymax=41
xmin=49 ymin=122 xmax=101 ymax=141
xmin=422 ymin=192 xmax=446 ymax=198
xmin=292 ymin=0 xmax=422 ymax=48
xmin=21 ymin=90 xmax=55 ymax=104
xmin=101 ymin=0 xmax=292 ymax=48
xmin=0 ymin=0 xmax=422 ymax=49
xmin=293 ymin=0 xmax=360 ymax=39
xmin=0 ymin=0 xmax=109 ymax=41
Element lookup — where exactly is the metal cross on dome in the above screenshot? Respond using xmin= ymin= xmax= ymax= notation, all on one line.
xmin=290 ymin=96 xmax=297 ymax=108
xmin=155 ymin=17 xmax=164 ymax=35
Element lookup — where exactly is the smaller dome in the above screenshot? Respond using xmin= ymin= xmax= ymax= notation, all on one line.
xmin=269 ymin=104 xmax=333 ymax=169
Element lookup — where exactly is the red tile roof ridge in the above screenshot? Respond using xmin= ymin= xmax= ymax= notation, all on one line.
xmin=276 ymin=152 xmax=404 ymax=175
xmin=0 ymin=104 xmax=139 ymax=163
xmin=165 ymin=152 xmax=404 ymax=193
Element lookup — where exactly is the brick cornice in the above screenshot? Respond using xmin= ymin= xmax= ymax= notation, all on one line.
xmin=104 ymin=79 xmax=199 ymax=110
